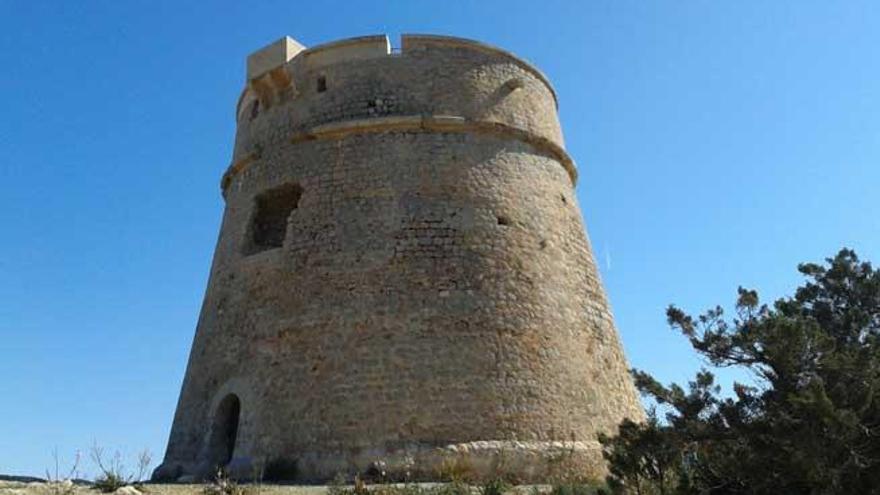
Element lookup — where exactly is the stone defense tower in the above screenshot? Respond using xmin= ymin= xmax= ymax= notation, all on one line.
xmin=154 ymin=34 xmax=642 ymax=483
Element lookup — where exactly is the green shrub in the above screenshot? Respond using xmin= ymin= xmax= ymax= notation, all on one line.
xmin=549 ymin=482 xmax=605 ymax=495
xmin=432 ymin=481 xmax=472 ymax=495
xmin=92 ymin=472 xmax=127 ymax=493
xmin=601 ymin=249 xmax=880 ymax=494
xmin=478 ymin=478 xmax=509 ymax=495
xmin=90 ymin=444 xmax=152 ymax=493
xmin=202 ymin=469 xmax=251 ymax=495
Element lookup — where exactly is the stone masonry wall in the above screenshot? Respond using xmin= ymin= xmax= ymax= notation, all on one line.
xmin=155 ymin=35 xmax=642 ymax=483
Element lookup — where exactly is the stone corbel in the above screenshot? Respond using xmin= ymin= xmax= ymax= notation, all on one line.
xmin=248 ymin=67 xmax=295 ymax=109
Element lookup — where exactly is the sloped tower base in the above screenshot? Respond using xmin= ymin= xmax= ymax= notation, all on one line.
xmin=154 ymin=34 xmax=643 ymax=483
xmin=155 ymin=440 xmax=606 ymax=483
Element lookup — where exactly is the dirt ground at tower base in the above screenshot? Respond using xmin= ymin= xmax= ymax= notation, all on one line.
xmin=0 ymin=481 xmax=326 ymax=495
xmin=0 ymin=481 xmax=583 ymax=495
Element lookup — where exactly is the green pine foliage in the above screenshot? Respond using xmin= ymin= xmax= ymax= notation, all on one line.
xmin=600 ymin=249 xmax=880 ymax=494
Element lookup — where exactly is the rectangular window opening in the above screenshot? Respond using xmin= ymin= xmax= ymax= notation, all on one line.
xmin=245 ymin=183 xmax=303 ymax=255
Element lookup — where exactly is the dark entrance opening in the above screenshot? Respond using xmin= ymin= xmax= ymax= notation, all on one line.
xmin=207 ymin=394 xmax=241 ymax=467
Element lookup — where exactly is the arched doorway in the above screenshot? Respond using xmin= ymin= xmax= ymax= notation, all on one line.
xmin=206 ymin=394 xmax=241 ymax=467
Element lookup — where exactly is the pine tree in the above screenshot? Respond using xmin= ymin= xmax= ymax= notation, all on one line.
xmin=601 ymin=249 xmax=880 ymax=494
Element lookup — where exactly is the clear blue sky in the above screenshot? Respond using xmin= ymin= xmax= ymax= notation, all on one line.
xmin=2 ymin=0 xmax=878 ymax=478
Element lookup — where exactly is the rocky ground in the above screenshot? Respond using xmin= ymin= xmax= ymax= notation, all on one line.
xmin=0 ymin=481 xmax=557 ymax=495
xmin=0 ymin=480 xmax=331 ymax=495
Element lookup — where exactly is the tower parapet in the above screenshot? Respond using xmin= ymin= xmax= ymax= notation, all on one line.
xmin=155 ymin=34 xmax=642 ymax=484
xmin=228 ymin=35 xmax=566 ymax=190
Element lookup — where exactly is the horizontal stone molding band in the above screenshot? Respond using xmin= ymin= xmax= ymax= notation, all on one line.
xmin=221 ymin=115 xmax=578 ymax=194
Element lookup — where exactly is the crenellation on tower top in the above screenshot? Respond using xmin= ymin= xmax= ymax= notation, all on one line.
xmin=243 ymin=34 xmax=556 ymax=106
xmin=232 ymin=33 xmax=568 ymax=184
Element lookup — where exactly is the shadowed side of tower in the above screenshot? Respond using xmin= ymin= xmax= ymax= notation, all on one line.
xmin=153 ymin=34 xmax=643 ymax=483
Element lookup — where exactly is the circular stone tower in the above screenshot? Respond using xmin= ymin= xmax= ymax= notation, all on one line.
xmin=154 ymin=34 xmax=642 ymax=483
